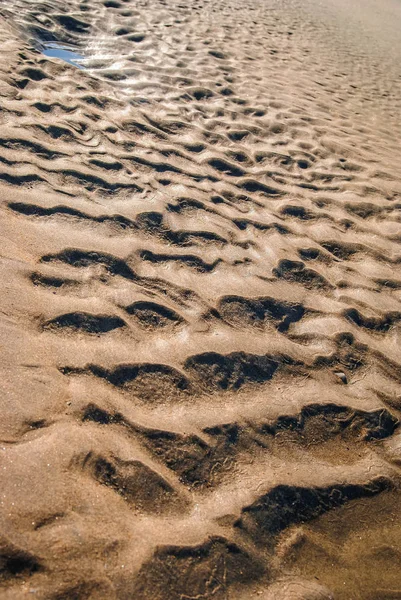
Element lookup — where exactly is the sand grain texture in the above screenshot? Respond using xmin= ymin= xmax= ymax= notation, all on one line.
xmin=0 ymin=0 xmax=401 ymax=597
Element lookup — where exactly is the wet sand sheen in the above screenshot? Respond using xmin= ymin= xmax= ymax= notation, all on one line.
xmin=0 ymin=0 xmax=400 ymax=598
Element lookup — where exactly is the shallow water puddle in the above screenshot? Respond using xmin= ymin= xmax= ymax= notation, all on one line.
xmin=41 ymin=42 xmax=84 ymax=68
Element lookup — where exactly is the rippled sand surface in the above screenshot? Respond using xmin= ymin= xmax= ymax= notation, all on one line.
xmin=0 ymin=0 xmax=401 ymax=597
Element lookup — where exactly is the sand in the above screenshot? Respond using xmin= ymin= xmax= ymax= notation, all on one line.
xmin=0 ymin=0 xmax=400 ymax=597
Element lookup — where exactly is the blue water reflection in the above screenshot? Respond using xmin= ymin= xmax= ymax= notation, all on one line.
xmin=41 ymin=43 xmax=84 ymax=68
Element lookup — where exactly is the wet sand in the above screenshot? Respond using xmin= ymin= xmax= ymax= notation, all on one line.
xmin=0 ymin=0 xmax=401 ymax=598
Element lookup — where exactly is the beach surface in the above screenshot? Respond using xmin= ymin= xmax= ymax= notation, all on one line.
xmin=0 ymin=0 xmax=401 ymax=597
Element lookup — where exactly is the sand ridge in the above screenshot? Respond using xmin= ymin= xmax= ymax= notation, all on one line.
xmin=0 ymin=0 xmax=401 ymax=597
